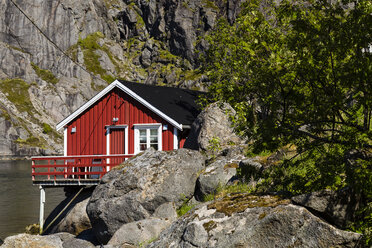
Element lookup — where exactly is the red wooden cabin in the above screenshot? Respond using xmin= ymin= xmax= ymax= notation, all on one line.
xmin=32 ymin=80 xmax=202 ymax=186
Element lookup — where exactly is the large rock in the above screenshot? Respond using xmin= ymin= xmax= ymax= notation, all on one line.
xmin=152 ymin=202 xmax=178 ymax=221
xmin=0 ymin=233 xmax=63 ymax=248
xmin=148 ymin=193 xmax=362 ymax=248
xmin=108 ymin=218 xmax=171 ymax=247
xmin=194 ymin=150 xmax=245 ymax=201
xmin=59 ymin=237 xmax=95 ymax=248
xmin=0 ymin=232 xmax=96 ymax=248
xmin=86 ymin=148 xmax=205 ymax=244
xmin=184 ymin=102 xmax=243 ymax=153
xmin=291 ymin=188 xmax=359 ymax=229
xmin=238 ymin=157 xmax=265 ymax=183
xmin=44 ymin=188 xmax=92 ymax=235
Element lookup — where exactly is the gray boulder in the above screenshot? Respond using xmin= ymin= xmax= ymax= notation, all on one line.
xmin=61 ymin=237 xmax=95 ymax=248
xmin=51 ymin=198 xmax=91 ymax=235
xmin=53 ymin=232 xmax=96 ymax=248
xmin=0 ymin=232 xmax=97 ymax=248
xmin=195 ymin=155 xmax=242 ymax=201
xmin=291 ymin=188 xmax=359 ymax=229
xmin=148 ymin=193 xmax=362 ymax=248
xmin=86 ymin=148 xmax=205 ymax=244
xmin=45 ymin=188 xmax=92 ymax=235
xmin=152 ymin=202 xmax=178 ymax=221
xmin=0 ymin=233 xmax=63 ymax=248
xmin=184 ymin=102 xmax=243 ymax=154
xmin=238 ymin=157 xmax=264 ymax=184
xmin=108 ymin=218 xmax=171 ymax=247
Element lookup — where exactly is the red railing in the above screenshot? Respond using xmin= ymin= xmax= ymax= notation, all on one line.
xmin=32 ymin=154 xmax=133 ymax=182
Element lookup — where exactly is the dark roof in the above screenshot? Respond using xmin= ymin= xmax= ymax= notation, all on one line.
xmin=118 ymin=80 xmax=204 ymax=125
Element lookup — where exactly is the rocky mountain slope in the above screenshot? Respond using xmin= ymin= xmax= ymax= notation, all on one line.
xmin=0 ymin=0 xmax=244 ymax=156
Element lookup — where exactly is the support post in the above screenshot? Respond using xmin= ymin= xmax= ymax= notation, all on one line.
xmin=39 ymin=185 xmax=45 ymax=234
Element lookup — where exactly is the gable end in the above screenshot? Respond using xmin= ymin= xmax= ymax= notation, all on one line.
xmin=56 ymin=80 xmax=183 ymax=131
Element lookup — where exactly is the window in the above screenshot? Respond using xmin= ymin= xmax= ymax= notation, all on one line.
xmin=134 ymin=124 xmax=162 ymax=154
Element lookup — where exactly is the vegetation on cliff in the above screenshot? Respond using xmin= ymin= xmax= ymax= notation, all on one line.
xmin=202 ymin=0 xmax=371 ymax=244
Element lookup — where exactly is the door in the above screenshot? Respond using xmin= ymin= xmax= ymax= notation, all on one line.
xmin=108 ymin=127 xmax=128 ymax=167
xmin=110 ymin=128 xmax=125 ymax=155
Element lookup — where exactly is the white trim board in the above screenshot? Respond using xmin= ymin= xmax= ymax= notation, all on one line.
xmin=173 ymin=127 xmax=178 ymax=150
xmin=63 ymin=127 xmax=67 ymax=156
xmin=56 ymin=80 xmax=183 ymax=131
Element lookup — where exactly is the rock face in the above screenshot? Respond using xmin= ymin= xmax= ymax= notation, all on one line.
xmin=184 ymin=102 xmax=243 ymax=153
xmin=0 ymin=0 xmax=106 ymax=156
xmin=86 ymin=148 xmax=205 ymax=244
xmin=0 ymin=0 xmax=245 ymax=156
xmin=148 ymin=193 xmax=362 ymax=248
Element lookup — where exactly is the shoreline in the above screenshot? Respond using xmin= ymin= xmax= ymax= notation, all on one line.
xmin=0 ymin=156 xmax=32 ymax=161
xmin=0 ymin=154 xmax=62 ymax=161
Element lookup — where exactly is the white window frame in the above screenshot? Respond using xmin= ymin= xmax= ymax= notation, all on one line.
xmin=134 ymin=124 xmax=162 ymax=154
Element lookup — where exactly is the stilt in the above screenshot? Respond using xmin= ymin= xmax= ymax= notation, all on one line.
xmin=39 ymin=185 xmax=45 ymax=234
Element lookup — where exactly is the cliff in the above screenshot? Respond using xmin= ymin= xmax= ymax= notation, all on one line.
xmin=0 ymin=0 xmax=244 ymax=156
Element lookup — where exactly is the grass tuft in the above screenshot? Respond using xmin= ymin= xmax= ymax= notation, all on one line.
xmin=0 ymin=79 xmax=32 ymax=114
xmin=78 ymin=32 xmax=115 ymax=83
xmin=31 ymin=63 xmax=59 ymax=84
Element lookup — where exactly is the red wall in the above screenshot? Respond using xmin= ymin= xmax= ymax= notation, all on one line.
xmin=66 ymin=88 xmax=176 ymax=155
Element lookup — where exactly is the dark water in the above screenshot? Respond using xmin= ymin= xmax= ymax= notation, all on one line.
xmin=0 ymin=160 xmax=66 ymax=240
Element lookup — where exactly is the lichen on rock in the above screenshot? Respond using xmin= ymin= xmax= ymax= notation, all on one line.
xmin=148 ymin=196 xmax=362 ymax=248
xmin=207 ymin=193 xmax=291 ymax=216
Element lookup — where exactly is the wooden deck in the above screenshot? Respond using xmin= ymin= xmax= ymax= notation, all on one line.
xmin=32 ymin=154 xmax=133 ymax=186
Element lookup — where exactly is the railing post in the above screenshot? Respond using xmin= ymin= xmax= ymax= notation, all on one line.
xmin=64 ymin=157 xmax=67 ymax=179
xmin=106 ymin=157 xmax=110 ymax=173
xmin=47 ymin=159 xmax=50 ymax=180
xmin=78 ymin=159 xmax=81 ymax=180
xmin=32 ymin=160 xmax=35 ymax=181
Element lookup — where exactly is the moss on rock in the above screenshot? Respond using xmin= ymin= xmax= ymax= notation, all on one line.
xmin=0 ymin=78 xmax=32 ymax=114
xmin=31 ymin=63 xmax=59 ymax=84
xmin=0 ymin=106 xmax=11 ymax=121
xmin=15 ymin=136 xmax=45 ymax=148
xmin=203 ymin=220 xmax=217 ymax=232
xmin=78 ymin=32 xmax=115 ymax=83
xmin=207 ymin=193 xmax=290 ymax=216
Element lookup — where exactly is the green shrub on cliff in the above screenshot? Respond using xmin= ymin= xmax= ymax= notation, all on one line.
xmin=31 ymin=63 xmax=59 ymax=85
xmin=0 ymin=79 xmax=32 ymax=114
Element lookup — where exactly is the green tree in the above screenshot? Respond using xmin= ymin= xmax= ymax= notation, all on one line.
xmin=203 ymin=0 xmax=371 ymax=241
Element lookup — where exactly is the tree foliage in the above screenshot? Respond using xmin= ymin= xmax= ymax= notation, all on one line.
xmin=202 ymin=0 xmax=371 ymax=241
